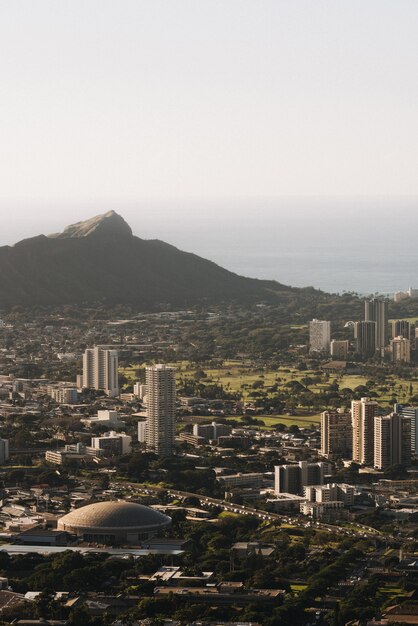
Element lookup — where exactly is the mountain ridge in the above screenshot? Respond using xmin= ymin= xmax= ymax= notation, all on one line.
xmin=0 ymin=211 xmax=304 ymax=308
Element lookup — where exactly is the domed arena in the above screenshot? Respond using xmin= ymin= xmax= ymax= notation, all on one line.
xmin=57 ymin=500 xmax=171 ymax=545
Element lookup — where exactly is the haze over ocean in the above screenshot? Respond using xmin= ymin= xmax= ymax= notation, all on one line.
xmin=3 ymin=196 xmax=417 ymax=296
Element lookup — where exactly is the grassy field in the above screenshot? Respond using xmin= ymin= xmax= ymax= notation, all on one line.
xmin=121 ymin=358 xmax=418 ymax=411
xmin=223 ymin=414 xmax=321 ymax=429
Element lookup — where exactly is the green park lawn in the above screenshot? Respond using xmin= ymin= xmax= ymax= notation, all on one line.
xmin=224 ymin=414 xmax=321 ymax=429
xmin=121 ymin=359 xmax=418 ymax=410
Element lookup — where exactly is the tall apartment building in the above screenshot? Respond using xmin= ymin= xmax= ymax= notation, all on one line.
xmin=309 ymin=320 xmax=331 ymax=354
xmin=364 ymin=298 xmax=388 ymax=351
xmin=146 ymin=364 xmax=176 ymax=456
xmin=82 ymin=347 xmax=119 ymax=397
xmin=320 ymin=409 xmax=352 ymax=459
xmin=274 ymin=461 xmax=328 ymax=495
xmin=392 ymin=320 xmax=411 ymax=340
xmin=390 ymin=336 xmax=411 ymax=363
xmin=395 ymin=404 xmax=418 ymax=455
xmin=351 ymin=398 xmax=378 ymax=466
xmin=0 ymin=438 xmax=9 ymax=464
xmin=354 ymin=321 xmax=376 ymax=357
xmin=374 ymin=413 xmax=411 ymax=470
xmin=330 ymin=340 xmax=349 ymax=360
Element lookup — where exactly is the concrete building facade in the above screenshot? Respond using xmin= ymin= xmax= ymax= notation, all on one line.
xmin=392 ymin=320 xmax=411 ymax=340
xmin=274 ymin=461 xmax=327 ymax=495
xmin=390 ymin=336 xmax=411 ymax=363
xmin=309 ymin=320 xmax=331 ymax=354
xmin=394 ymin=404 xmax=418 ymax=456
xmin=351 ymin=398 xmax=378 ymax=466
xmin=364 ymin=298 xmax=388 ymax=352
xmin=374 ymin=413 xmax=411 ymax=470
xmin=354 ymin=321 xmax=376 ymax=357
xmin=146 ymin=364 xmax=176 ymax=456
xmin=91 ymin=431 xmax=132 ymax=455
xmin=82 ymin=347 xmax=119 ymax=397
xmin=320 ymin=409 xmax=352 ymax=459
xmin=330 ymin=340 xmax=349 ymax=360
xmin=0 ymin=438 xmax=9 ymax=464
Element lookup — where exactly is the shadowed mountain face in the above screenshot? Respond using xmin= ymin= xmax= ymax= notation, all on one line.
xmin=0 ymin=210 xmax=294 ymax=307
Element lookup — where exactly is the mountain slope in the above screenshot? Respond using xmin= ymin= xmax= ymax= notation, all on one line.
xmin=0 ymin=211 xmax=298 ymax=307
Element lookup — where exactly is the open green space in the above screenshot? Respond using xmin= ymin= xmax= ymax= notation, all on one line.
xmin=121 ymin=359 xmax=418 ymax=410
xmin=223 ymin=414 xmax=321 ymax=429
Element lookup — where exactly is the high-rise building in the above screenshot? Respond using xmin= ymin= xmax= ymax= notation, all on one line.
xmin=274 ymin=461 xmax=328 ymax=495
xmin=146 ymin=364 xmax=176 ymax=456
xmin=82 ymin=347 xmax=119 ymax=397
xmin=351 ymin=398 xmax=378 ymax=466
xmin=394 ymin=404 xmax=418 ymax=456
xmin=0 ymin=438 xmax=9 ymax=464
xmin=320 ymin=409 xmax=352 ymax=459
xmin=364 ymin=298 xmax=388 ymax=351
xmin=330 ymin=340 xmax=349 ymax=360
xmin=392 ymin=320 xmax=411 ymax=340
xmin=390 ymin=336 xmax=411 ymax=363
xmin=374 ymin=413 xmax=411 ymax=470
xmin=309 ymin=319 xmax=331 ymax=354
xmin=354 ymin=321 xmax=376 ymax=357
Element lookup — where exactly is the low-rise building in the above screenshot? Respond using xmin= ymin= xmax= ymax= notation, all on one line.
xmin=300 ymin=500 xmax=344 ymax=520
xmin=217 ymin=473 xmax=264 ymax=490
xmin=304 ymin=483 xmax=355 ymax=506
xmin=90 ymin=431 xmax=132 ymax=455
xmin=274 ymin=461 xmax=328 ymax=495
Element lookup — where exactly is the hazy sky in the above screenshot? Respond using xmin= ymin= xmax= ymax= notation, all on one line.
xmin=1 ymin=0 xmax=418 ymax=245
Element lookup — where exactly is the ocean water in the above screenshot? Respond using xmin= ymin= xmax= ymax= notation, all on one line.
xmin=129 ymin=197 xmax=418 ymax=295
xmin=4 ymin=197 xmax=418 ymax=295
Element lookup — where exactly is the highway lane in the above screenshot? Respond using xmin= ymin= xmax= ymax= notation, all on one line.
xmin=112 ymin=480 xmax=386 ymax=539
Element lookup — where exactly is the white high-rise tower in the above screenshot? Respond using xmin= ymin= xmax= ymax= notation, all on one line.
xmin=82 ymin=347 xmax=119 ymax=397
xmin=146 ymin=364 xmax=176 ymax=456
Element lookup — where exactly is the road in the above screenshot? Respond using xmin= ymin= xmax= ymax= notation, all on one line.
xmin=113 ymin=480 xmax=386 ymax=539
